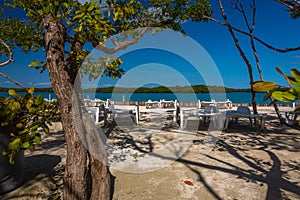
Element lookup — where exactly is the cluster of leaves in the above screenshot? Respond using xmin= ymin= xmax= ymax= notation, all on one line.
xmin=253 ymin=67 xmax=300 ymax=113
xmin=148 ymin=0 xmax=212 ymax=26
xmin=0 ymin=7 xmax=42 ymax=55
xmin=3 ymin=0 xmax=212 ymax=82
xmin=0 ymin=88 xmax=60 ymax=164
xmin=276 ymin=0 xmax=300 ymax=19
xmin=82 ymin=55 xmax=124 ymax=80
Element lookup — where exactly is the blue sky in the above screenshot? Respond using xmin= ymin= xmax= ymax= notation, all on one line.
xmin=1 ymin=0 xmax=300 ymax=89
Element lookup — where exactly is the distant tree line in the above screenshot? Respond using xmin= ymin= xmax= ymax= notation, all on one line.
xmin=0 ymin=87 xmax=53 ymax=92
xmin=83 ymin=85 xmax=251 ymax=93
xmin=0 ymin=85 xmax=251 ymax=93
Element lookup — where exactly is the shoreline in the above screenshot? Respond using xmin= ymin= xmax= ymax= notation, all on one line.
xmin=0 ymin=91 xmax=296 ymax=106
xmin=113 ymin=101 xmax=294 ymax=107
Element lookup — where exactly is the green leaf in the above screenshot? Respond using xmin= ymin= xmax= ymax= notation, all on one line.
xmin=41 ymin=123 xmax=49 ymax=134
xmin=291 ymin=68 xmax=300 ymax=80
xmin=29 ymin=61 xmax=39 ymax=67
xmin=28 ymin=87 xmax=35 ymax=94
xmin=9 ymin=155 xmax=15 ymax=165
xmin=12 ymin=102 xmax=21 ymax=111
xmin=62 ymin=2 xmax=69 ymax=8
xmin=285 ymin=76 xmax=297 ymax=84
xmin=113 ymin=10 xmax=118 ymax=21
xmin=16 ymin=123 xmax=23 ymax=129
xmin=34 ymin=135 xmax=41 ymax=144
xmin=18 ymin=128 xmax=29 ymax=135
xmin=272 ymin=91 xmax=295 ymax=102
xmin=44 ymin=6 xmax=50 ymax=15
xmin=28 ymin=144 xmax=35 ymax=152
xmin=294 ymin=87 xmax=300 ymax=98
xmin=8 ymin=138 xmax=21 ymax=150
xmin=8 ymin=89 xmax=16 ymax=96
xmin=37 ymin=9 xmax=44 ymax=15
xmin=253 ymin=81 xmax=277 ymax=92
xmin=35 ymin=94 xmax=44 ymax=105
xmin=22 ymin=142 xmax=30 ymax=148
xmin=31 ymin=125 xmax=39 ymax=131
xmin=88 ymin=5 xmax=95 ymax=12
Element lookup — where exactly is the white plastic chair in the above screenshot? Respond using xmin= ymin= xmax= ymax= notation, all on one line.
xmin=236 ymin=106 xmax=252 ymax=126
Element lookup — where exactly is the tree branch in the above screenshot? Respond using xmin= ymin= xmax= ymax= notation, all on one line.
xmin=232 ymin=0 xmax=252 ymax=31
xmin=0 ymin=38 xmax=14 ymax=67
xmin=0 ymin=71 xmax=27 ymax=90
xmin=203 ymin=15 xmax=300 ymax=53
xmin=248 ymin=0 xmax=264 ymax=80
xmin=92 ymin=27 xmax=149 ymax=55
xmin=0 ymin=38 xmax=27 ymax=89
xmin=218 ymin=0 xmax=258 ymax=114
xmin=275 ymin=0 xmax=298 ymax=10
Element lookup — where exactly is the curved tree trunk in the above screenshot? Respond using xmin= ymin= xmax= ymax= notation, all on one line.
xmin=44 ymin=14 xmax=111 ymax=200
xmin=44 ymin=15 xmax=88 ymax=200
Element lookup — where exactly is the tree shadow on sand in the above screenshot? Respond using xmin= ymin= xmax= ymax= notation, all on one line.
xmin=179 ymin=124 xmax=300 ymax=200
xmin=107 ymin=117 xmax=300 ymax=200
xmin=23 ymin=154 xmax=61 ymax=183
xmin=0 ymin=154 xmax=62 ymax=200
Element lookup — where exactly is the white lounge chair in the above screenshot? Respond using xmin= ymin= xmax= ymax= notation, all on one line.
xmin=224 ymin=106 xmax=266 ymax=131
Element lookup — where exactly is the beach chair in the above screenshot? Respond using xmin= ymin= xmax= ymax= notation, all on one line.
xmin=86 ymin=107 xmax=100 ymax=124
xmin=98 ymin=103 xmax=109 ymax=126
xmin=224 ymin=106 xmax=266 ymax=131
xmin=235 ymin=106 xmax=252 ymax=126
xmin=285 ymin=111 xmax=299 ymax=125
xmin=159 ymin=99 xmax=176 ymax=108
xmin=285 ymin=101 xmax=300 ymax=125
xmin=216 ymin=99 xmax=232 ymax=109
xmin=204 ymin=105 xmax=219 ymax=113
xmin=112 ymin=105 xmax=139 ymax=127
xmin=202 ymin=105 xmax=219 ymax=123
xmin=164 ymin=100 xmax=180 ymax=122
xmin=145 ymin=100 xmax=160 ymax=109
xmin=198 ymin=99 xmax=216 ymax=109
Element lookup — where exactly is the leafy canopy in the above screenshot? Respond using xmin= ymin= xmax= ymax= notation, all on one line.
xmin=0 ymin=0 xmax=212 ymax=163
xmin=2 ymin=0 xmax=212 ymax=80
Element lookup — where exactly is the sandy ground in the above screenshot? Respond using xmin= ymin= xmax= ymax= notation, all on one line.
xmin=1 ymin=106 xmax=299 ymax=200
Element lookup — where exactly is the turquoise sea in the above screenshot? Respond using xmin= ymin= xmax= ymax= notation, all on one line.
xmin=0 ymin=92 xmax=294 ymax=105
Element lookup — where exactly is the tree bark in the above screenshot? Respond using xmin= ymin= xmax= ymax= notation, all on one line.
xmin=44 ymin=15 xmax=88 ymax=200
xmin=90 ymin=156 xmax=111 ymax=200
xmin=78 ymin=100 xmax=111 ymax=199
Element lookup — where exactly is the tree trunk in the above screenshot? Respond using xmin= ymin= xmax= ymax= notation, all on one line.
xmin=250 ymin=86 xmax=258 ymax=114
xmin=273 ymin=103 xmax=286 ymax=124
xmin=90 ymin=156 xmax=111 ymax=200
xmin=79 ymin=103 xmax=111 ymax=200
xmin=218 ymin=0 xmax=258 ymax=114
xmin=44 ymin=15 xmax=111 ymax=200
xmin=250 ymin=37 xmax=284 ymax=122
xmin=44 ymin=15 xmax=88 ymax=200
